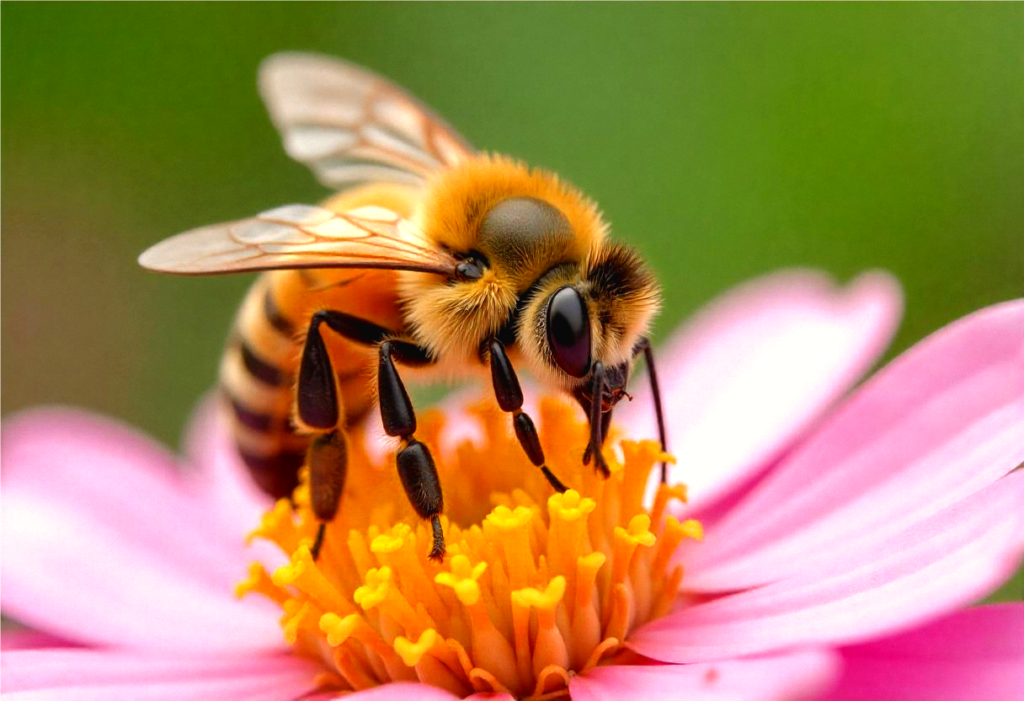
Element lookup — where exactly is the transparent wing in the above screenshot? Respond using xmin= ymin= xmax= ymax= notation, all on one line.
xmin=138 ymin=204 xmax=457 ymax=276
xmin=259 ymin=52 xmax=475 ymax=190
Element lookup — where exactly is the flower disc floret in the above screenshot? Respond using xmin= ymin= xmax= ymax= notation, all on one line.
xmin=242 ymin=398 xmax=700 ymax=698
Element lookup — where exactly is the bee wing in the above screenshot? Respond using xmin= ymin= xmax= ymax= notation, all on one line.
xmin=138 ymin=204 xmax=458 ymax=276
xmin=259 ymin=52 xmax=475 ymax=190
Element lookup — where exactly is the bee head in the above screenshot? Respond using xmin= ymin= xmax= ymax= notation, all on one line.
xmin=518 ymin=243 xmax=660 ymax=404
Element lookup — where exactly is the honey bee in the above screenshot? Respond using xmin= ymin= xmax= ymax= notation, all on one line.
xmin=140 ymin=53 xmax=667 ymax=560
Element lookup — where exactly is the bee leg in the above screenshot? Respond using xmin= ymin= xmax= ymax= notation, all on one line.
xmin=582 ymin=406 xmax=613 ymax=470
xmin=581 ymin=361 xmax=612 ymax=478
xmin=298 ymin=311 xmax=345 ymax=431
xmin=633 ymin=337 xmax=669 ymax=483
xmin=487 ymin=339 xmax=569 ymax=493
xmin=307 ymin=431 xmax=347 ymax=560
xmin=297 ymin=311 xmax=354 ymax=560
xmin=378 ymin=340 xmax=446 ymax=561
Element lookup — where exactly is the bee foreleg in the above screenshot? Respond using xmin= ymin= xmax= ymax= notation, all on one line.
xmin=633 ymin=337 xmax=668 ymax=483
xmin=378 ymin=340 xmax=446 ymax=561
xmin=583 ymin=361 xmax=612 ymax=478
xmin=582 ymin=406 xmax=613 ymax=470
xmin=487 ymin=339 xmax=569 ymax=493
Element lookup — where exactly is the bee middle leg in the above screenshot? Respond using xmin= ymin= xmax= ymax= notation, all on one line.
xmin=377 ymin=339 xmax=447 ymax=561
xmin=487 ymin=339 xmax=569 ymax=493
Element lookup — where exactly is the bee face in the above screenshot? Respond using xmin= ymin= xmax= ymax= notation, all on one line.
xmin=516 ymin=242 xmax=660 ymax=400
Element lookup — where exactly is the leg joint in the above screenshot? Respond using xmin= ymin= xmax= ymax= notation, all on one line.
xmin=311 ymin=309 xmax=393 ymax=347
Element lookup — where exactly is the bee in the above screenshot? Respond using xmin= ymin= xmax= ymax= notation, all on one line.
xmin=140 ymin=53 xmax=667 ymax=560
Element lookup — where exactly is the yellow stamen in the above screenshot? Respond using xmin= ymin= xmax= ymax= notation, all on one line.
xmin=485 ymin=505 xmax=537 ymax=590
xmin=243 ymin=396 xmax=701 ymax=699
xmin=246 ymin=498 xmax=299 ymax=550
xmin=394 ymin=628 xmax=438 ymax=667
xmin=353 ymin=566 xmax=391 ymax=610
xmin=273 ymin=545 xmax=351 ymax=615
xmin=235 ymin=562 xmax=288 ymax=606
xmin=611 ymin=514 xmax=656 ymax=588
xmin=512 ymin=577 xmax=569 ymax=677
xmin=434 ymin=554 xmax=487 ymax=606
xmin=650 ymin=483 xmax=689 ymax=528
xmin=569 ymin=551 xmax=606 ymax=669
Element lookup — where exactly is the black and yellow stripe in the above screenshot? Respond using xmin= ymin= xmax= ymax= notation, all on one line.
xmin=218 ymin=265 xmax=405 ymax=500
xmin=218 ymin=184 xmax=418 ymax=501
xmin=220 ymin=274 xmax=306 ymax=499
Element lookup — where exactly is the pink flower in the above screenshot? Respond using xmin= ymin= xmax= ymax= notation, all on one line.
xmin=3 ymin=270 xmax=1022 ymax=700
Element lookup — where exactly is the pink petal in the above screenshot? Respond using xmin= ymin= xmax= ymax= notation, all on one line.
xmin=182 ymin=395 xmax=273 ymax=538
xmin=827 ymin=604 xmax=1024 ymax=701
xmin=1 ymin=648 xmax=319 ymax=700
xmin=619 ymin=270 xmax=900 ymax=511
xmin=629 ymin=471 xmax=1024 ymax=663
xmin=342 ymin=683 xmax=514 ymax=700
xmin=1 ymin=408 xmax=282 ymax=652
xmin=569 ymin=649 xmax=839 ymax=701
xmin=686 ymin=300 xmax=1024 ymax=591
xmin=0 ymin=628 xmax=75 ymax=651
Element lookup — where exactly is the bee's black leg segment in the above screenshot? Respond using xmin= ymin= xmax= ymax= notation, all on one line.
xmin=297 ymin=311 xmax=341 ymax=430
xmin=429 ymin=515 xmax=445 ymax=560
xmin=634 ymin=337 xmax=669 ymax=483
xmin=585 ymin=361 xmax=611 ymax=477
xmin=488 ymin=339 xmax=569 ymax=493
xmin=378 ymin=340 xmax=418 ymax=437
xmin=488 ymin=338 xmax=525 ymax=412
xmin=379 ymin=340 xmax=446 ymax=560
xmin=396 ymin=439 xmax=445 ymax=561
xmin=514 ymin=411 xmax=568 ymax=493
xmin=307 ymin=430 xmax=348 ymax=561
xmin=311 ymin=523 xmax=327 ymax=561
xmin=581 ymin=406 xmax=614 ymax=470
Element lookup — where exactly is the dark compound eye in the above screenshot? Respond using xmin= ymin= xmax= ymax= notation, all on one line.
xmin=546 ymin=286 xmax=592 ymax=378
xmin=455 ymin=254 xmax=485 ymax=281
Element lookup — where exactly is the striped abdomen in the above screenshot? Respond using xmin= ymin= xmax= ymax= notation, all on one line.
xmin=220 ymin=266 xmax=407 ymax=499
xmin=219 ymin=183 xmax=419 ymax=499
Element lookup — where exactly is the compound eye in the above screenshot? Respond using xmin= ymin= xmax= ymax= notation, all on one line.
xmin=546 ymin=286 xmax=592 ymax=378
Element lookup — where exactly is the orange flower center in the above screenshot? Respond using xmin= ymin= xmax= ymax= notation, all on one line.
xmin=239 ymin=397 xmax=701 ymax=699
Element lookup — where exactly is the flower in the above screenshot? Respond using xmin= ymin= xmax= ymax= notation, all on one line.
xmin=3 ymin=270 xmax=1023 ymax=700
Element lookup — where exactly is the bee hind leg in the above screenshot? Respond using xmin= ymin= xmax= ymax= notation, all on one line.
xmin=297 ymin=310 xmax=356 ymax=560
xmin=378 ymin=339 xmax=446 ymax=561
xmin=487 ymin=339 xmax=569 ymax=493
xmin=307 ymin=431 xmax=347 ymax=560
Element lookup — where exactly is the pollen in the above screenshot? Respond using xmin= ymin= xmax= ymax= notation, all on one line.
xmin=242 ymin=397 xmax=700 ymax=699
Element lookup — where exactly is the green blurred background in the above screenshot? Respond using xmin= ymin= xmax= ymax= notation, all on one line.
xmin=3 ymin=4 xmax=1022 ymax=599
